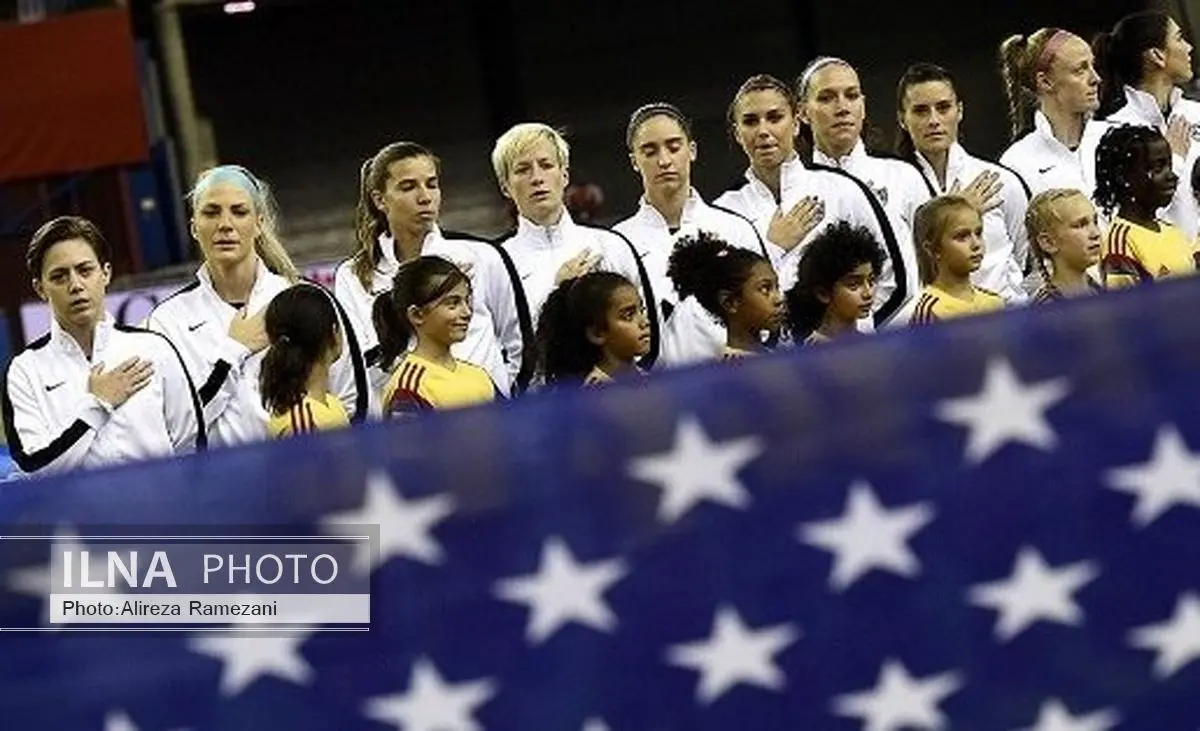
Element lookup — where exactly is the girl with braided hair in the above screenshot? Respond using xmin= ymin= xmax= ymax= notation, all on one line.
xmin=1094 ymin=124 xmax=1197 ymax=288
xmin=1024 ymin=189 xmax=1104 ymax=302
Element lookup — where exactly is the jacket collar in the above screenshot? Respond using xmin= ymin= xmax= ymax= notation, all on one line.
xmin=1121 ymin=84 xmax=1180 ymax=128
xmin=914 ymin=142 xmax=971 ymax=192
xmin=50 ymin=310 xmax=113 ymax=358
xmin=515 ymin=208 xmax=577 ymax=249
xmin=196 ymin=256 xmax=276 ymax=308
xmin=811 ymin=138 xmax=869 ymax=170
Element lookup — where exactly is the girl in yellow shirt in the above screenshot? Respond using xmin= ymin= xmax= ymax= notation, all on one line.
xmin=535 ymin=271 xmax=651 ymax=387
xmin=1024 ymin=189 xmax=1104 ymax=302
xmin=910 ymin=195 xmax=1005 ymax=324
xmin=260 ymin=285 xmax=349 ymax=438
xmin=373 ymin=256 xmax=496 ymax=416
xmin=1094 ymin=125 xmax=1197 ymax=287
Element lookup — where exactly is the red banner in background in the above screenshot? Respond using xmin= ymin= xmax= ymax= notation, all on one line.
xmin=0 ymin=8 xmax=149 ymax=183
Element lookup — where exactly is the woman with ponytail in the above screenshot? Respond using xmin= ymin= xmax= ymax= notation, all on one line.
xmin=997 ymin=28 xmax=1105 ymax=197
xmin=373 ymin=256 xmax=497 ymax=416
xmin=147 ymin=164 xmax=369 ymax=446
xmin=1087 ymin=11 xmax=1200 ymax=240
xmin=260 ymin=285 xmax=348 ymax=437
xmin=334 ymin=141 xmax=527 ymax=403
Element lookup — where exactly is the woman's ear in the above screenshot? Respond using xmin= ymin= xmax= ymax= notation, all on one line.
xmin=816 ymin=287 xmax=832 ymax=305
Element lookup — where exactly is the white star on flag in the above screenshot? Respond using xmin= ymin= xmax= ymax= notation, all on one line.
xmin=187 ymin=626 xmax=316 ymax=696
xmin=7 ymin=526 xmax=121 ymax=629
xmin=831 ymin=658 xmax=963 ymax=731
xmin=1014 ymin=698 xmax=1119 ymax=731
xmin=1104 ymin=425 xmax=1200 ymax=528
xmin=665 ymin=605 xmax=799 ymax=705
xmin=104 ymin=711 xmax=190 ymax=731
xmin=967 ymin=546 xmax=1099 ymax=643
xmin=493 ymin=536 xmax=628 ymax=644
xmin=362 ymin=656 xmax=496 ymax=731
xmin=798 ymin=481 xmax=935 ymax=592
xmin=1127 ymin=592 xmax=1200 ymax=678
xmin=105 ymin=711 xmax=138 ymax=731
xmin=581 ymin=719 xmax=611 ymax=731
xmin=321 ymin=469 xmax=455 ymax=575
xmin=627 ymin=415 xmax=763 ymax=524
xmin=933 ymin=358 xmax=1070 ymax=464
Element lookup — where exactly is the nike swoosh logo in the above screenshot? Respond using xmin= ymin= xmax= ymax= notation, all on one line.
xmin=187 ymin=322 xmax=205 ymax=332
xmin=45 ymin=381 xmax=65 ymax=392
xmin=1038 ymin=166 xmax=1054 ymax=174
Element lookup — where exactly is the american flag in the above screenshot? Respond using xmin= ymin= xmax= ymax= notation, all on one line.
xmin=2 ymin=280 xmax=1200 ymax=730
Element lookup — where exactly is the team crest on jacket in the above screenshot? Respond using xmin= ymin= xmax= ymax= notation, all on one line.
xmin=1190 ymin=122 xmax=1200 ymax=141
xmin=870 ymin=184 xmax=889 ymax=206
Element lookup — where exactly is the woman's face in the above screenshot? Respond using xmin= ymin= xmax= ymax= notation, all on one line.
xmin=629 ymin=114 xmax=696 ymax=199
xmin=732 ymin=88 xmax=798 ymax=170
xmin=191 ymin=182 xmax=261 ymax=269
xmin=899 ymin=80 xmax=962 ymax=157
xmin=800 ymin=63 xmax=866 ymax=157
xmin=372 ymin=155 xmax=442 ymax=237
xmin=1039 ymin=35 xmax=1101 ymax=115
xmin=1161 ymin=18 xmax=1195 ymax=85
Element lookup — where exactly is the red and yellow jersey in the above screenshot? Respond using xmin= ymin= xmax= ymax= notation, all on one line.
xmin=267 ymin=393 xmax=350 ymax=439
xmin=1102 ymin=217 xmax=1197 ymax=288
xmin=1032 ymin=277 xmax=1103 ymax=303
xmin=382 ymin=352 xmax=495 ymax=417
xmin=910 ymin=284 xmax=1005 ymax=325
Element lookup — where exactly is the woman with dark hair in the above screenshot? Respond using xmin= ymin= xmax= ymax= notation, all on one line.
xmin=1088 ymin=11 xmax=1199 ymax=240
xmin=334 ymin=141 xmax=527 ymax=402
xmin=713 ymin=73 xmax=912 ymax=329
xmin=613 ymin=102 xmax=784 ymax=365
xmin=896 ymin=62 xmax=1031 ymax=304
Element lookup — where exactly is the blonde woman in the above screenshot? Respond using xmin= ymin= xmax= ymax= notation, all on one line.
xmin=998 ymin=27 xmax=1106 ymax=197
xmin=492 ymin=122 xmax=659 ymax=369
xmin=148 ymin=165 xmax=368 ymax=446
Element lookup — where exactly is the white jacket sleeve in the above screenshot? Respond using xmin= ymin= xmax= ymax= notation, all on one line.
xmin=147 ymin=310 xmax=251 ymax=432
xmin=2 ymin=360 xmax=109 ymax=475
xmin=480 ymin=244 xmax=527 ymax=390
xmin=333 ymin=263 xmax=378 ymax=355
xmin=311 ymin=281 xmax=372 ymax=422
xmin=153 ymin=334 xmax=204 ymax=454
xmin=1000 ymin=170 xmax=1032 ymax=276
